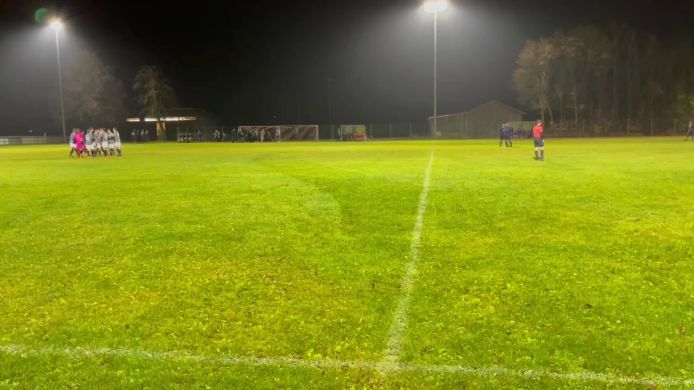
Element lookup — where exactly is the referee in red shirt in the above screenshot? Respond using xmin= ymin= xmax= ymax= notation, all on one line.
xmin=533 ymin=120 xmax=545 ymax=161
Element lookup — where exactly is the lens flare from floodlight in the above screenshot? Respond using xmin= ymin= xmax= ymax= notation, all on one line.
xmin=422 ymin=0 xmax=449 ymax=13
xmin=49 ymin=19 xmax=63 ymax=31
xmin=34 ymin=8 xmax=49 ymax=24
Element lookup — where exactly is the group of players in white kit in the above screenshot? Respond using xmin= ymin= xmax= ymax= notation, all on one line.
xmin=69 ymin=128 xmax=123 ymax=157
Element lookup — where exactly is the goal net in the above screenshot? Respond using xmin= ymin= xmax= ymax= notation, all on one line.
xmin=236 ymin=125 xmax=319 ymax=142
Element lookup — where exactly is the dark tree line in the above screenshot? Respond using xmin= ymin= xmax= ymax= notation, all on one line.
xmin=55 ymin=50 xmax=177 ymax=139
xmin=513 ymin=24 xmax=694 ymax=135
xmin=55 ymin=49 xmax=126 ymax=128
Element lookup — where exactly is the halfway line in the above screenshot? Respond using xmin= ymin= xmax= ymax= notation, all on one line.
xmin=384 ymin=150 xmax=435 ymax=363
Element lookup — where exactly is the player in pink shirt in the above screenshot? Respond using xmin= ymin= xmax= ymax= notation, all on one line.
xmin=74 ymin=129 xmax=85 ymax=158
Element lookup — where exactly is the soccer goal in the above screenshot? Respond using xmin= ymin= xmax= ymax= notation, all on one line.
xmin=236 ymin=125 xmax=319 ymax=142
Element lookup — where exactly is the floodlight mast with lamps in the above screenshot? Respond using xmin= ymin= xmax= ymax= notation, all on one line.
xmin=422 ymin=0 xmax=448 ymax=138
xmin=50 ymin=19 xmax=67 ymax=142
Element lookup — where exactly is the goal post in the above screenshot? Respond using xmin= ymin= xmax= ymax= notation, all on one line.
xmin=236 ymin=125 xmax=319 ymax=142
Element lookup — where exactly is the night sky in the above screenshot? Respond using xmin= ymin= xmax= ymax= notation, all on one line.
xmin=1 ymin=0 xmax=692 ymax=134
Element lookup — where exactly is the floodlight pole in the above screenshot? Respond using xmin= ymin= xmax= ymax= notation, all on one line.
xmin=54 ymin=27 xmax=67 ymax=142
xmin=432 ymin=11 xmax=438 ymax=138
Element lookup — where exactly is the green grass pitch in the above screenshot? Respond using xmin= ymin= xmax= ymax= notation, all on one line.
xmin=0 ymin=138 xmax=692 ymax=389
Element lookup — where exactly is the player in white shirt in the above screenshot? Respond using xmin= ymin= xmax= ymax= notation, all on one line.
xmin=112 ymin=128 xmax=123 ymax=157
xmin=85 ymin=128 xmax=95 ymax=157
xmin=93 ymin=129 xmax=102 ymax=156
xmin=100 ymin=129 xmax=109 ymax=156
xmin=68 ymin=128 xmax=78 ymax=157
xmin=107 ymin=129 xmax=116 ymax=156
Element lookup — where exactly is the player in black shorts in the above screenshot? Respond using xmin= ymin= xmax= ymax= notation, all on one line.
xmin=499 ymin=123 xmax=513 ymax=147
xmin=532 ymin=120 xmax=544 ymax=161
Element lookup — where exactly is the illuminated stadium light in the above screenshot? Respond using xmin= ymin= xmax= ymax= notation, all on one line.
xmin=129 ymin=116 xmax=198 ymax=123
xmin=422 ymin=0 xmax=448 ymax=14
xmin=163 ymin=116 xmax=196 ymax=122
xmin=49 ymin=19 xmax=63 ymax=31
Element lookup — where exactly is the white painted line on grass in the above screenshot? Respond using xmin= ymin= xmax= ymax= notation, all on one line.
xmin=384 ymin=150 xmax=435 ymax=363
xmin=1 ymin=344 xmax=692 ymax=387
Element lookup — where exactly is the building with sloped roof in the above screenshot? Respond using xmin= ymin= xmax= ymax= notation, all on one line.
xmin=429 ymin=100 xmax=525 ymax=138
